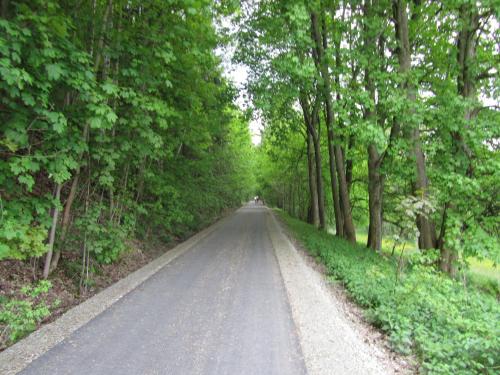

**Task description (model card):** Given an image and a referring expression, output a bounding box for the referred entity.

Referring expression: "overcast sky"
[216,17,263,146]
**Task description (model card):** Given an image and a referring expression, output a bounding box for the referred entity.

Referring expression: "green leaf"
[46,63,64,81]
[89,117,102,129]
[102,82,118,95]
[21,92,36,106]
[105,111,117,124]
[18,175,35,191]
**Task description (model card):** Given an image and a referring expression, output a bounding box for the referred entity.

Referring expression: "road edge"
[267,210,391,375]
[0,211,233,375]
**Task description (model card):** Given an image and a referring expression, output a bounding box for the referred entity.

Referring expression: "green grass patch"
[467,258,500,283]
[354,230,418,255]
[352,230,500,297]
[281,212,500,375]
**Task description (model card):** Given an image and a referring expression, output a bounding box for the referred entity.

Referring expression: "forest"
[0,0,255,350]
[239,0,499,274]
[235,0,499,372]
[0,0,499,374]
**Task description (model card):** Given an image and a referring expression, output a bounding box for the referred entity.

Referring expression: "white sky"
[219,52,263,145]
[215,18,263,145]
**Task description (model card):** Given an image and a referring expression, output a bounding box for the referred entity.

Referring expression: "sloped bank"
[268,211,407,375]
[275,211,499,375]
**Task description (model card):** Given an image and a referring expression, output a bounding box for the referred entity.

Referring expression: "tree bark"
[310,11,356,242]
[1,0,9,18]
[300,93,326,229]
[49,172,79,271]
[307,132,320,227]
[93,0,113,74]
[326,117,344,236]
[367,145,384,251]
[364,68,384,252]
[363,0,384,251]
[345,136,355,194]
[332,25,347,237]
[438,3,480,276]
[43,184,62,279]
[392,0,436,249]
[311,120,326,231]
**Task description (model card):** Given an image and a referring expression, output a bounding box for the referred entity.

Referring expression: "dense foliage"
[0,0,498,372]
[0,280,54,348]
[235,1,498,372]
[0,0,255,280]
[236,0,499,277]
[279,211,500,374]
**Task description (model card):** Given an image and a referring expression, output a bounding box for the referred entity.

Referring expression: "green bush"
[0,280,57,346]
[0,219,48,260]
[278,211,500,375]
[74,204,132,264]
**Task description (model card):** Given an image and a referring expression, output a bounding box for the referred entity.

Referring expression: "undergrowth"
[0,280,58,349]
[278,211,500,375]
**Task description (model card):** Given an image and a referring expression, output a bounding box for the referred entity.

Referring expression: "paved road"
[22,205,306,375]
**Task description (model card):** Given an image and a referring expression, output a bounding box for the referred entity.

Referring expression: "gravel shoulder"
[268,211,414,375]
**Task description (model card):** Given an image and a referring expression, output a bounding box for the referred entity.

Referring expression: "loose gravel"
[268,211,409,375]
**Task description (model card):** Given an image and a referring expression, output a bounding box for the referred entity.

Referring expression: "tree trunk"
[43,184,62,279]
[310,11,355,242]
[49,172,79,271]
[331,31,346,237]
[307,132,320,227]
[300,94,326,229]
[311,118,326,230]
[362,0,384,251]
[49,0,112,276]
[333,22,354,200]
[326,121,344,236]
[1,0,9,18]
[438,3,479,276]
[345,136,354,194]
[393,0,436,249]
[367,145,384,251]
[93,0,113,73]
[50,97,87,272]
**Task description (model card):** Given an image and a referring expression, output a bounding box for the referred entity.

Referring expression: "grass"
[467,258,500,283]
[334,228,500,296]
[283,211,500,375]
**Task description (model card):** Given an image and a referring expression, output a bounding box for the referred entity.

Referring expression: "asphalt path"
[21,205,306,375]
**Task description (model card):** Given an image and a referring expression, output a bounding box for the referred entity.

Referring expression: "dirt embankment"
[0,238,170,351]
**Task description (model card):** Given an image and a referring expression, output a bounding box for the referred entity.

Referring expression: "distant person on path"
[254,196,264,205]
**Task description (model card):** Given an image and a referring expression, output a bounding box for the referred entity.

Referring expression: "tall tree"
[310,8,356,243]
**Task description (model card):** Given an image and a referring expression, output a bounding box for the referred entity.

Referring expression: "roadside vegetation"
[0,0,255,349]
[279,211,499,374]
[0,0,498,372]
[235,0,499,374]
[238,0,499,283]
[353,230,499,296]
